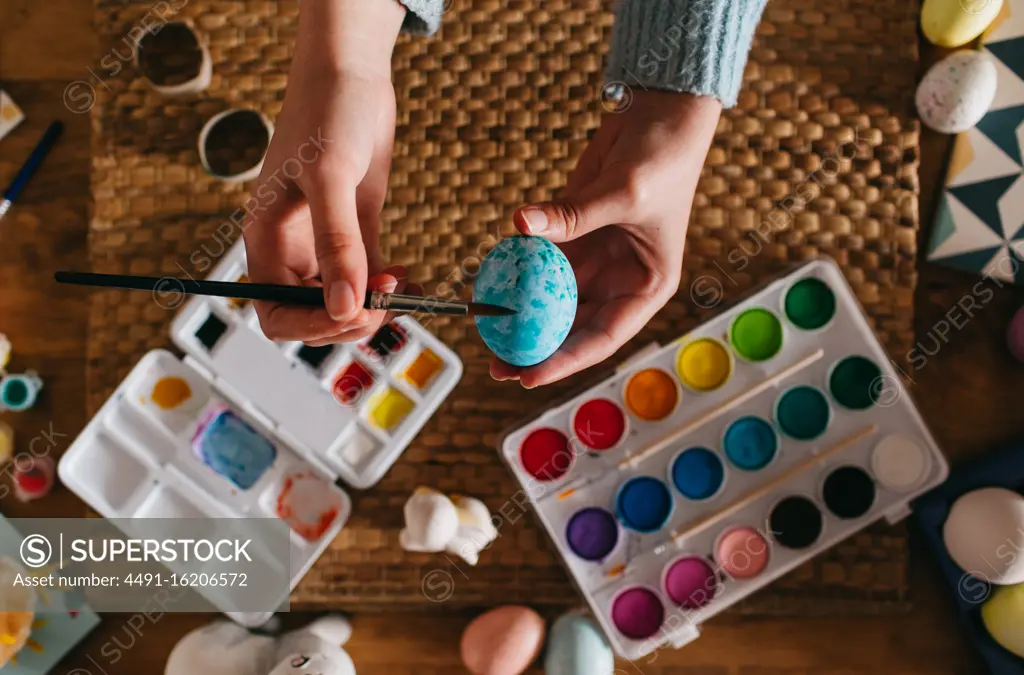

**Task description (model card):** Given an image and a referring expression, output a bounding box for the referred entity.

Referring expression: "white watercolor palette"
[59,350,350,627]
[60,241,463,626]
[498,258,949,660]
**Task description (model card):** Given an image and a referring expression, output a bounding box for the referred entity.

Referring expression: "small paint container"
[193,310,231,353]
[668,447,726,501]
[622,368,680,422]
[294,344,336,375]
[0,333,10,370]
[721,416,779,472]
[366,387,415,434]
[198,109,273,183]
[820,465,877,520]
[571,398,628,451]
[767,494,825,550]
[191,405,277,491]
[609,585,666,641]
[780,276,837,332]
[774,385,832,441]
[404,348,445,391]
[662,555,720,610]
[272,470,346,543]
[826,354,885,411]
[364,322,409,361]
[13,455,55,502]
[333,360,377,406]
[519,428,574,482]
[0,421,13,465]
[615,476,674,533]
[675,338,733,393]
[713,526,771,580]
[134,21,212,96]
[870,433,932,494]
[565,507,620,562]
[728,307,784,363]
[0,372,42,412]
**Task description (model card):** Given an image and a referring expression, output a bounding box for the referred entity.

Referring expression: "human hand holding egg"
[483,91,722,387]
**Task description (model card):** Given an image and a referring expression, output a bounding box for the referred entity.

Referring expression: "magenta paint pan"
[663,555,719,609]
[610,586,665,640]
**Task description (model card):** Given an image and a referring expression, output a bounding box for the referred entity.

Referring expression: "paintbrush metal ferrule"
[365,291,467,315]
[366,291,515,317]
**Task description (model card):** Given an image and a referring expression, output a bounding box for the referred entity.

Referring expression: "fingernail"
[327,280,355,320]
[520,207,549,234]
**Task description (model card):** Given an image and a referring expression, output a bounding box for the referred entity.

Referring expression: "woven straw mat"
[87,0,921,615]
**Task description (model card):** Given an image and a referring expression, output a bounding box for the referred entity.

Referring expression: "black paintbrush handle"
[54,271,329,306]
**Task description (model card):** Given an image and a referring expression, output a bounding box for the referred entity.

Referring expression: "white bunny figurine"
[165,615,355,675]
[399,487,498,566]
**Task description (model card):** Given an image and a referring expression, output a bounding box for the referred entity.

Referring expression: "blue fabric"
[392,0,766,107]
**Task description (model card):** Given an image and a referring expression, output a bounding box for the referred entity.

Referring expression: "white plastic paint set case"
[59,241,463,625]
[497,258,949,661]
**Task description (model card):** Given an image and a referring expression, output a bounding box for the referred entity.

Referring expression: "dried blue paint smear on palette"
[0,516,100,675]
[926,0,1024,282]
[192,405,277,490]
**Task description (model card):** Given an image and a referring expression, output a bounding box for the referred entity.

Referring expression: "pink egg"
[460,606,546,675]
[1007,305,1024,363]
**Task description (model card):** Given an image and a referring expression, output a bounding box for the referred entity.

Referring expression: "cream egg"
[943,487,1024,585]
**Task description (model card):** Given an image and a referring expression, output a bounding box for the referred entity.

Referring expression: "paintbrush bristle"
[469,303,517,317]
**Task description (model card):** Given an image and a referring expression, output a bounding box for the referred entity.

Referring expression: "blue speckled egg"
[474,236,577,367]
[544,613,614,675]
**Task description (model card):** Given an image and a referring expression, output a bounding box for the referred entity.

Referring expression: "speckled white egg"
[943,487,1024,585]
[916,50,997,134]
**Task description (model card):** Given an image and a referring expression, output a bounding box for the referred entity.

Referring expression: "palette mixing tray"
[60,241,462,625]
[499,258,948,660]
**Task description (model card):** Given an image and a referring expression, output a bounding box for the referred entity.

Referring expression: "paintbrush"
[0,121,64,223]
[53,271,517,317]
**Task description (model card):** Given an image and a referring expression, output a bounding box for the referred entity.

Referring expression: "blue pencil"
[0,120,64,222]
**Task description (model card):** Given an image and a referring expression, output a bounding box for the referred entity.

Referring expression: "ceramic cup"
[0,372,43,412]
[133,20,212,96]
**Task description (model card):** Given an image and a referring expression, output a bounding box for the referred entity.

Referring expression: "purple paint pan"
[566,507,619,561]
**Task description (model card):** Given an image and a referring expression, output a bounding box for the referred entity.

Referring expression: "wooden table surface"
[1,0,1018,672]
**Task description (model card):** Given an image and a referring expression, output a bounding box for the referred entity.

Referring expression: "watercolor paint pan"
[498,257,948,660]
[914,442,1024,674]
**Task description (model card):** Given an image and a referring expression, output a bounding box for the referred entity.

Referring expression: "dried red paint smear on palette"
[275,471,343,542]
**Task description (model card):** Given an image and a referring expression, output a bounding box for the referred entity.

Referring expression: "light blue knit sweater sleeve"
[394,0,768,108]
[606,0,769,108]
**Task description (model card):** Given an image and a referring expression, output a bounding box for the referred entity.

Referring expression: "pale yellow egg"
[921,0,1003,47]
[982,583,1024,657]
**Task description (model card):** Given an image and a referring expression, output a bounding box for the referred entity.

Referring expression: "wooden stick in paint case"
[669,423,879,548]
[549,348,827,504]
[617,348,827,471]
